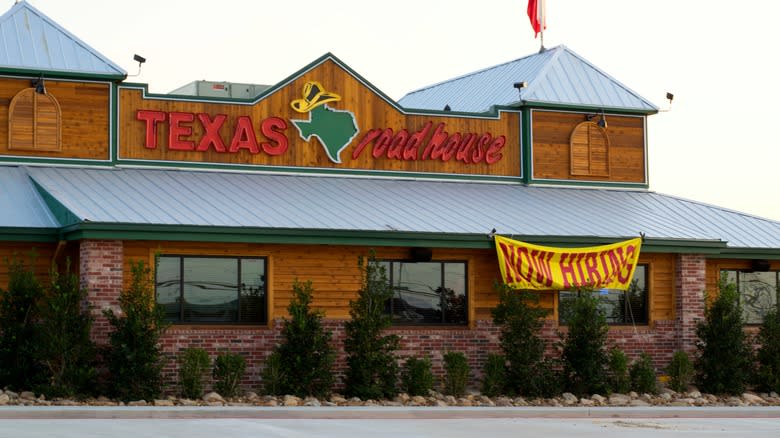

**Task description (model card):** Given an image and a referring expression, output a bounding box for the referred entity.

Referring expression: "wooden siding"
[532,110,646,183]
[0,78,110,160]
[124,241,506,325]
[123,241,675,326]
[118,59,521,177]
[0,243,58,288]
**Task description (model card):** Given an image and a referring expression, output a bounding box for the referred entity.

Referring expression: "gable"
[117,54,522,179]
[399,45,657,114]
[0,1,125,79]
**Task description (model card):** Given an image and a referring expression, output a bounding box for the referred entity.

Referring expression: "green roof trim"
[30,180,81,227]
[0,66,126,81]
[521,101,657,116]
[50,222,747,255]
[0,227,59,242]
[527,178,650,189]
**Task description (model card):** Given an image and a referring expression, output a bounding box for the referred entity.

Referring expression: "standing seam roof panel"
[19,166,780,249]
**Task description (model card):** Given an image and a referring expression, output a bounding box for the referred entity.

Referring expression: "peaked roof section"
[19,165,780,253]
[0,166,59,229]
[0,1,125,79]
[398,45,658,114]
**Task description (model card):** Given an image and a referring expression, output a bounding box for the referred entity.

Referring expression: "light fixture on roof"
[658,91,675,112]
[598,109,608,129]
[31,77,46,94]
[129,54,146,77]
[513,81,527,103]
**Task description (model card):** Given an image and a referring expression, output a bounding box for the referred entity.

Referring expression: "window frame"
[156,254,268,325]
[558,264,649,326]
[383,259,469,327]
[720,269,780,325]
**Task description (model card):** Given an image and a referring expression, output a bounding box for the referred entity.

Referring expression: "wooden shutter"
[569,121,609,177]
[8,88,62,152]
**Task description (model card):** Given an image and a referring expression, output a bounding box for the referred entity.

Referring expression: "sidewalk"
[1,406,779,438]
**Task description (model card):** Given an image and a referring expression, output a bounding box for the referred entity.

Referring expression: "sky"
[13,0,780,221]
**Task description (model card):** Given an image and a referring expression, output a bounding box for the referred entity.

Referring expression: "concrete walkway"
[1,406,779,437]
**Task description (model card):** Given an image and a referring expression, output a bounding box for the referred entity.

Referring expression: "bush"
[666,350,694,393]
[262,352,284,395]
[268,280,335,397]
[695,278,753,395]
[481,353,507,397]
[178,348,210,399]
[442,351,470,397]
[491,283,551,397]
[756,308,780,393]
[0,255,44,390]
[401,356,434,396]
[559,288,609,396]
[343,253,400,399]
[36,261,96,397]
[630,352,657,394]
[104,260,169,401]
[213,352,246,397]
[607,348,630,394]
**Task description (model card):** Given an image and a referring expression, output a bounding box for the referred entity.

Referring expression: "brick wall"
[79,240,123,345]
[159,318,683,393]
[675,254,706,355]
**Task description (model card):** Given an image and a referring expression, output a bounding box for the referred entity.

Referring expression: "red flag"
[527,0,546,38]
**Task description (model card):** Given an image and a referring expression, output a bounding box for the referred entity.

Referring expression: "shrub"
[262,352,284,395]
[0,255,44,390]
[756,308,780,393]
[442,351,470,397]
[481,353,507,397]
[491,283,551,397]
[343,253,400,399]
[178,348,210,399]
[104,260,169,401]
[268,280,335,397]
[666,350,694,393]
[607,348,630,394]
[213,351,246,397]
[36,261,96,397]
[559,288,609,396]
[630,352,657,394]
[401,356,434,396]
[695,278,753,395]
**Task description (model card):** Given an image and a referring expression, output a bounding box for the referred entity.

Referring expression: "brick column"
[79,240,123,345]
[675,254,706,355]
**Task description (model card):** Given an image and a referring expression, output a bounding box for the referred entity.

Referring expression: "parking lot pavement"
[1,407,779,438]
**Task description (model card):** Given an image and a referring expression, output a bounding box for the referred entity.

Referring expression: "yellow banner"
[494,236,642,291]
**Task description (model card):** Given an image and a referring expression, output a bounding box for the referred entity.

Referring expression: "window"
[722,270,780,324]
[559,265,648,325]
[383,261,467,325]
[156,255,266,324]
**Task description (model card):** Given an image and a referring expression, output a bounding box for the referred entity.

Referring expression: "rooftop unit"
[169,80,270,99]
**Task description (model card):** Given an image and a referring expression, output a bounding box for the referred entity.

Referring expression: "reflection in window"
[383,261,467,325]
[559,265,648,325]
[723,270,780,324]
[156,255,266,324]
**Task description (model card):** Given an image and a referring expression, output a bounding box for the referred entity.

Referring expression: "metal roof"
[0,166,59,228]
[398,45,658,114]
[0,1,125,78]
[19,166,780,250]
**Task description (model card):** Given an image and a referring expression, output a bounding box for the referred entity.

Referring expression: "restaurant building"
[2,1,780,387]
